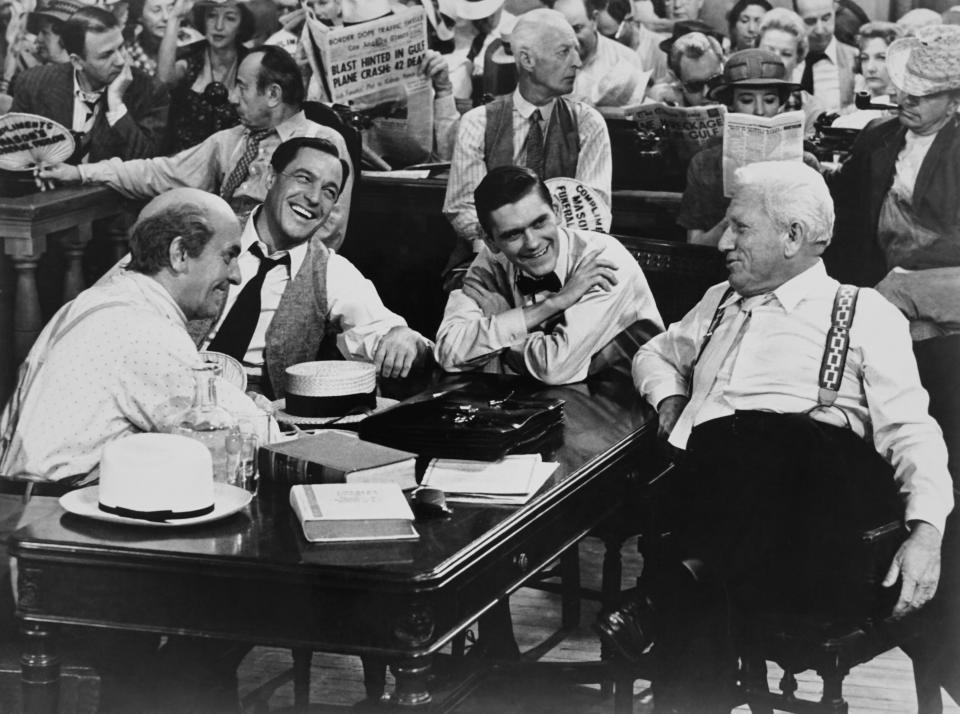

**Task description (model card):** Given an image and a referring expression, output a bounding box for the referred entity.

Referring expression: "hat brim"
[457,0,504,21]
[60,484,252,528]
[659,29,725,53]
[27,10,69,34]
[708,78,799,102]
[886,36,960,96]
[272,396,398,427]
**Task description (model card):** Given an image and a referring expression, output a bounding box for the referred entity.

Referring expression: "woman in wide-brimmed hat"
[678,48,820,246]
[164,0,255,150]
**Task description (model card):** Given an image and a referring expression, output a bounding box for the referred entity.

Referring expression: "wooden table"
[0,186,123,399]
[11,372,657,713]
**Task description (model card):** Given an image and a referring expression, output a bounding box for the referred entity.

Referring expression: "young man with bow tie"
[435,165,663,384]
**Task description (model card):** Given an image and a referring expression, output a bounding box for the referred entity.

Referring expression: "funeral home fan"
[0,113,75,172]
[545,177,612,234]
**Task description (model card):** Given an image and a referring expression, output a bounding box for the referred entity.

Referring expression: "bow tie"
[516,271,562,296]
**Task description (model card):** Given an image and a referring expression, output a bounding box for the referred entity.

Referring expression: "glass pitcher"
[172,366,238,484]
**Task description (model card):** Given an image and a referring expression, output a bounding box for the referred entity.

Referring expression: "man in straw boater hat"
[442,7,612,287]
[678,48,820,247]
[830,25,960,339]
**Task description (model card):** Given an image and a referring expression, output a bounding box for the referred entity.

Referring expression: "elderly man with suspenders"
[597,160,953,713]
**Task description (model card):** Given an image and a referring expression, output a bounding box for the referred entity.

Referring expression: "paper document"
[721,110,805,198]
[421,454,560,504]
[627,102,727,163]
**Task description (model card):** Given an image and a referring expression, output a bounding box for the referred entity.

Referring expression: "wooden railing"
[0,186,125,404]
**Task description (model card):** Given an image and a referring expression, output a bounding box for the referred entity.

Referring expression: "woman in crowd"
[126,0,201,77]
[677,48,820,245]
[164,0,254,151]
[728,0,771,52]
[832,21,901,128]
[757,7,826,134]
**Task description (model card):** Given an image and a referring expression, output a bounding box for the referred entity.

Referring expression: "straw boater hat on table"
[885,24,960,97]
[273,361,396,425]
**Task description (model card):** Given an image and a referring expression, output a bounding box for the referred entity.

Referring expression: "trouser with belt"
[647,410,904,713]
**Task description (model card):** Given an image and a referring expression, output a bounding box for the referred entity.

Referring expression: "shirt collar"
[512,225,570,286]
[72,70,104,102]
[125,271,189,326]
[242,206,309,278]
[514,88,556,121]
[274,110,310,142]
[824,36,838,63]
[724,260,830,313]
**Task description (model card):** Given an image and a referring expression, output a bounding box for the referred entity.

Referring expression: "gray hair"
[759,7,810,63]
[512,8,575,59]
[128,203,215,275]
[669,32,724,75]
[734,161,834,246]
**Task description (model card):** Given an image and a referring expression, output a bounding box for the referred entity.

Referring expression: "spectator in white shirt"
[554,0,651,108]
[793,0,858,112]
[442,8,612,285]
[597,160,952,711]
[198,136,432,396]
[436,165,663,384]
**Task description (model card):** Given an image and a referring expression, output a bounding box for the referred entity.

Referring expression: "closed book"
[259,430,417,489]
[289,483,419,543]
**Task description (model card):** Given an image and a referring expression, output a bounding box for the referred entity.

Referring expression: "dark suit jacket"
[828,116,960,286]
[10,62,169,161]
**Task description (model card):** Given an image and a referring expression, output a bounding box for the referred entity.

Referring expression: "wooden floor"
[236,536,960,714]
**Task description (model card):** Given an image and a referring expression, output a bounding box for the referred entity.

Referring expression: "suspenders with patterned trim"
[818,284,860,408]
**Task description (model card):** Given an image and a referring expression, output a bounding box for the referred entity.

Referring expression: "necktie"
[467,29,488,64]
[668,293,772,448]
[207,244,290,361]
[800,51,827,95]
[220,128,273,201]
[524,109,545,178]
[516,270,561,295]
[77,90,101,133]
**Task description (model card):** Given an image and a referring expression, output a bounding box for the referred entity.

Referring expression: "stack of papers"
[421,454,559,505]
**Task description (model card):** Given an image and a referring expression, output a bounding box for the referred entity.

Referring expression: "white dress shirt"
[633,261,953,533]
[793,37,841,114]
[435,227,663,385]
[0,271,258,482]
[201,211,418,376]
[442,88,612,250]
[570,34,651,109]
[71,70,127,136]
[891,130,937,204]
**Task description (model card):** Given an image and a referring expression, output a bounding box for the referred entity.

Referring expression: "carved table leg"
[20,622,60,714]
[11,254,42,365]
[819,668,850,714]
[62,224,92,302]
[391,657,432,707]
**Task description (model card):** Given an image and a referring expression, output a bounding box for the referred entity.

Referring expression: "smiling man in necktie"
[435,165,663,384]
[597,160,952,712]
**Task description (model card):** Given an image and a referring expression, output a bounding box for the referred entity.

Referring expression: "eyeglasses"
[277,171,340,202]
[682,74,722,95]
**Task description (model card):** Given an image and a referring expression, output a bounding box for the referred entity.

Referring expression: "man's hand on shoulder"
[550,249,619,313]
[883,520,942,618]
[374,326,430,378]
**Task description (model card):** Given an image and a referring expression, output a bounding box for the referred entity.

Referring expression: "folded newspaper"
[721,110,805,198]
[626,102,727,164]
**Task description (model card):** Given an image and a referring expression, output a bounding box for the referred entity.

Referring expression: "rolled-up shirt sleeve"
[434,289,528,372]
[856,291,954,535]
[632,285,725,408]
